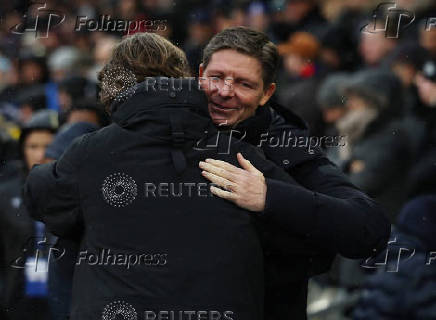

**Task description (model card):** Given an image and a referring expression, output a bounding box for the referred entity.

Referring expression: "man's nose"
[219,78,235,98]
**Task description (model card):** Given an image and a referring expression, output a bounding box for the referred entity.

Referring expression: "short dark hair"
[202,26,279,87]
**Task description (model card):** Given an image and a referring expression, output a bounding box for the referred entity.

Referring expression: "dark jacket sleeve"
[23,135,88,240]
[259,109,391,259]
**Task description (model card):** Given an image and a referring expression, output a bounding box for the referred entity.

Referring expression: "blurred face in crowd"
[58,88,73,112]
[415,74,436,107]
[23,130,54,170]
[199,49,276,127]
[360,32,396,66]
[285,1,314,23]
[248,9,268,32]
[94,36,118,66]
[119,0,136,18]
[283,54,306,76]
[188,23,213,45]
[21,60,44,84]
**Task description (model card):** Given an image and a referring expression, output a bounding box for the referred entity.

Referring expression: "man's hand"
[199,153,267,212]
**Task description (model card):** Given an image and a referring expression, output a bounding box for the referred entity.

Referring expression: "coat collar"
[111,77,210,127]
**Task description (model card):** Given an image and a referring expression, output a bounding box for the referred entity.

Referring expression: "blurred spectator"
[388,43,429,88]
[0,55,14,92]
[87,35,118,82]
[0,55,20,122]
[184,9,214,74]
[278,32,320,79]
[318,3,366,72]
[48,47,81,82]
[16,85,48,124]
[317,73,349,124]
[62,99,109,127]
[0,116,19,163]
[420,25,436,59]
[0,11,22,58]
[276,32,325,135]
[415,59,436,108]
[359,23,398,67]
[316,72,349,164]
[387,43,429,115]
[339,69,414,218]
[19,56,49,85]
[214,4,247,32]
[407,59,436,199]
[320,26,355,72]
[0,110,57,320]
[321,0,373,22]
[118,0,138,20]
[353,195,436,320]
[56,77,98,119]
[18,110,58,170]
[246,2,269,32]
[271,0,328,42]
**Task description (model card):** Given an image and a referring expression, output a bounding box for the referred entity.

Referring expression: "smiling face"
[199,49,276,127]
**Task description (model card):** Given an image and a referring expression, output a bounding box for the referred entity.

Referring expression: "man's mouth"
[209,101,240,112]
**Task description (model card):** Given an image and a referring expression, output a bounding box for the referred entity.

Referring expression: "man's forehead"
[207,49,262,80]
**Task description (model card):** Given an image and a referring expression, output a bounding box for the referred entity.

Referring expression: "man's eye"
[242,82,252,88]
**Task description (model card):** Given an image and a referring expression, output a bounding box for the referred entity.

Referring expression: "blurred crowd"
[1,0,436,319]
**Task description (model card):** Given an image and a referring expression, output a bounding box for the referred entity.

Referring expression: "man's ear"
[199,64,204,78]
[259,82,276,106]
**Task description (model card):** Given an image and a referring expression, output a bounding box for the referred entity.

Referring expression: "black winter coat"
[0,164,50,320]
[232,101,391,319]
[23,79,297,320]
[0,168,31,311]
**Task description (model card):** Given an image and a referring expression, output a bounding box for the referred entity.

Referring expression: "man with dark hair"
[198,26,391,319]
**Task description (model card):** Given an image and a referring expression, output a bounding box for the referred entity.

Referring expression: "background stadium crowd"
[1,0,436,319]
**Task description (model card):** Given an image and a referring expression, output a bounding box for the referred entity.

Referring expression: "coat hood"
[110,77,210,125]
[109,77,215,174]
